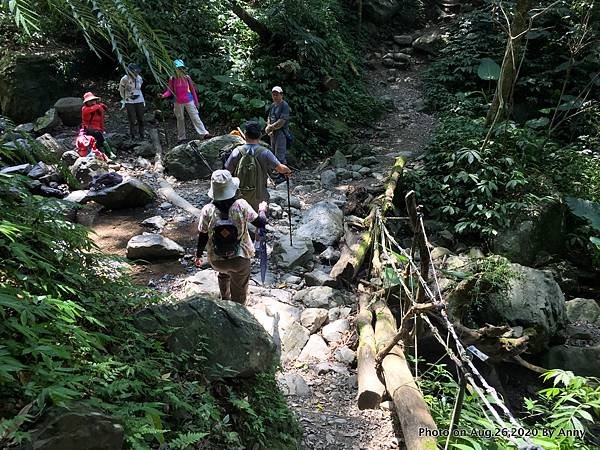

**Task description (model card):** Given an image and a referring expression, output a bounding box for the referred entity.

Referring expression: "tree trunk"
[157,180,202,218]
[230,1,273,44]
[374,301,438,450]
[485,0,532,126]
[356,291,386,409]
[330,223,373,281]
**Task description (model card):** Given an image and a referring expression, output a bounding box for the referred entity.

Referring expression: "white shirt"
[119,74,145,104]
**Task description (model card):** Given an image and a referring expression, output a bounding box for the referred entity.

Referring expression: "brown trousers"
[209,256,251,304]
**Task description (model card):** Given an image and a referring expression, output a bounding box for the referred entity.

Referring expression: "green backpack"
[235,144,266,211]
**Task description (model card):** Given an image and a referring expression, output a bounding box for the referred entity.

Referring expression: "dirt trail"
[85,53,435,450]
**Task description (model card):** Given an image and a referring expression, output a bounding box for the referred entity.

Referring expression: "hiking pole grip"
[287,177,293,246]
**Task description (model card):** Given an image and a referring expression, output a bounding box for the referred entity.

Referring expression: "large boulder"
[126,234,185,260]
[293,286,346,308]
[18,405,123,450]
[33,108,61,134]
[272,238,314,270]
[493,199,567,265]
[54,97,83,126]
[0,52,72,123]
[134,295,277,378]
[36,133,64,157]
[70,157,108,187]
[163,134,244,181]
[542,345,600,377]
[475,263,568,353]
[412,29,448,55]
[296,201,344,250]
[566,298,600,325]
[86,177,155,209]
[363,0,401,24]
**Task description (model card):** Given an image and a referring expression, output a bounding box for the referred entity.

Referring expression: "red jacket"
[81,103,108,131]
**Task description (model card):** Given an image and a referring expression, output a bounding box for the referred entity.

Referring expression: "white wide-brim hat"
[208,169,240,201]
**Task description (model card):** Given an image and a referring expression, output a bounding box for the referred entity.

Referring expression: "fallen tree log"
[149,128,164,175]
[330,158,405,282]
[356,290,385,410]
[157,180,202,218]
[374,301,438,450]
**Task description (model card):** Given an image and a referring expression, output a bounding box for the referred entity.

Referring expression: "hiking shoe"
[202,133,213,140]
[177,138,188,145]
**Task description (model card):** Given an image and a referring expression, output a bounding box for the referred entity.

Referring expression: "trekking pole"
[286,177,293,246]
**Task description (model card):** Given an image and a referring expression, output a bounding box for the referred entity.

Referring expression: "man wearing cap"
[194,169,268,304]
[162,59,211,144]
[81,92,114,157]
[119,63,145,141]
[225,120,292,212]
[265,86,291,167]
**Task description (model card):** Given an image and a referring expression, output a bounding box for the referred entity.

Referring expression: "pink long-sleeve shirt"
[162,75,199,105]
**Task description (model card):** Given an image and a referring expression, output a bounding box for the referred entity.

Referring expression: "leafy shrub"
[421,363,600,449]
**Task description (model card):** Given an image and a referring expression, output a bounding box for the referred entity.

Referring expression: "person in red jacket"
[81,92,115,157]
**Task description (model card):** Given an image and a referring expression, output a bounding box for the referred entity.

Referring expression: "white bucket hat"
[272,86,283,93]
[208,170,240,201]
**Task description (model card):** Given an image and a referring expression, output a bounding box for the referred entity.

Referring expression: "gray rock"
[63,190,89,204]
[304,269,337,287]
[328,306,352,322]
[86,177,155,209]
[469,247,485,259]
[476,263,568,353]
[134,295,276,378]
[431,247,453,260]
[334,346,356,364]
[492,199,566,266]
[301,308,329,333]
[33,108,61,134]
[298,335,330,361]
[320,169,337,187]
[412,29,448,55]
[358,166,371,176]
[322,319,350,344]
[27,161,52,179]
[36,133,64,157]
[314,361,349,375]
[164,135,244,180]
[70,157,108,187]
[133,141,155,157]
[296,201,344,249]
[1,163,32,175]
[24,405,123,450]
[14,122,34,133]
[269,203,283,219]
[141,215,167,231]
[393,53,411,64]
[293,286,346,308]
[319,246,341,264]
[355,156,379,167]
[281,321,310,362]
[542,345,600,377]
[331,150,348,168]
[61,150,79,167]
[268,189,301,209]
[566,298,600,324]
[272,238,314,270]
[393,35,413,46]
[183,270,220,299]
[363,0,401,23]
[54,97,83,126]
[126,234,184,260]
[282,274,302,285]
[278,372,310,397]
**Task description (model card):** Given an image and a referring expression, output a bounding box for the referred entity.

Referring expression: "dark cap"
[244,121,262,138]
[127,63,141,73]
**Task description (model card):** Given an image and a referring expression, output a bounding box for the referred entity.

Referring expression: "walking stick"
[286,177,293,246]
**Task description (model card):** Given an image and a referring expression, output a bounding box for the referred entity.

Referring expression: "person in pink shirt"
[162,59,211,144]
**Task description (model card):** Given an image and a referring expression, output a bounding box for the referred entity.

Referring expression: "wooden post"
[356,291,385,409]
[374,301,438,450]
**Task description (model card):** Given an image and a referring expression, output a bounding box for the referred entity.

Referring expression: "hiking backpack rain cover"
[235,145,266,210]
[212,207,240,258]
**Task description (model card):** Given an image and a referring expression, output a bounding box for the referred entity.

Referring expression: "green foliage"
[0,142,298,447]
[420,364,600,449]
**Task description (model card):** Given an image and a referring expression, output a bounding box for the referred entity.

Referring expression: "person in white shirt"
[119,63,145,141]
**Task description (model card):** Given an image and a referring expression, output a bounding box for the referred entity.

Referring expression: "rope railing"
[373,190,543,450]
